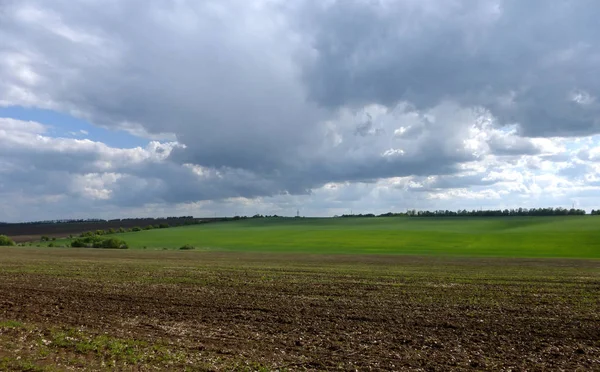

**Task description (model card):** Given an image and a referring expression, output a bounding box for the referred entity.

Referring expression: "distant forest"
[340,207,591,218]
[1,216,197,225]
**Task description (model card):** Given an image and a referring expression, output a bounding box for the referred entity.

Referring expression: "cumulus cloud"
[2,0,600,220]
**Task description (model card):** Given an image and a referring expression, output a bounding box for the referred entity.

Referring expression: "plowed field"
[0,248,598,371]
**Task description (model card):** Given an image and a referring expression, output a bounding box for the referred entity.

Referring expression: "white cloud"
[0,117,46,134]
[71,172,121,200]
[570,90,596,106]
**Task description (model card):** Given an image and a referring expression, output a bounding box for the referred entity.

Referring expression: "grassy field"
[0,247,598,371]
[39,216,600,258]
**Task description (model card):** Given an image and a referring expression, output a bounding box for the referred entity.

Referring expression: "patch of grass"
[0,321,202,370]
[0,358,51,372]
[50,328,151,363]
[0,320,25,328]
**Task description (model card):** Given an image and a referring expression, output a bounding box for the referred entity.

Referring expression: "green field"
[42,216,600,258]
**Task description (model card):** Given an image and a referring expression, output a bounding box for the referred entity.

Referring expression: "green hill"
[38,216,600,258]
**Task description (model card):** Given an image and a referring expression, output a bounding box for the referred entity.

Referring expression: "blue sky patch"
[0,106,149,148]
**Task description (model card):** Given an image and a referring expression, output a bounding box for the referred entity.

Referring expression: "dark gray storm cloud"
[300,0,600,137]
[487,132,541,156]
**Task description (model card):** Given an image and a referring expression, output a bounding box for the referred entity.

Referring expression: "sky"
[2,0,600,222]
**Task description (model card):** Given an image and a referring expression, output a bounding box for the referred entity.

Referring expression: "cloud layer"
[2,0,600,220]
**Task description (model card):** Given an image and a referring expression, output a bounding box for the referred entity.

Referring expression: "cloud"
[0,118,181,201]
[299,0,600,137]
[2,0,600,220]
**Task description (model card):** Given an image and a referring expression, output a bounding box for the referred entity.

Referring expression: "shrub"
[132,227,142,232]
[48,243,55,247]
[95,230,105,236]
[100,238,128,249]
[0,235,16,246]
[71,239,87,248]
[41,236,50,242]
[159,223,170,228]
[71,236,128,249]
[118,227,125,233]
[51,237,56,241]
[143,225,154,230]
[179,244,195,250]
[107,228,116,234]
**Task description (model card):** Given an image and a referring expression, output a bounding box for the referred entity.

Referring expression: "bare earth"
[0,248,598,371]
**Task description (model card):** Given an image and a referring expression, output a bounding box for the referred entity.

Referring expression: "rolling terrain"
[38,216,600,258]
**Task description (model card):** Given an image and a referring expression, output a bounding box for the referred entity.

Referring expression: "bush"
[118,227,125,233]
[71,236,128,249]
[71,239,87,248]
[143,225,154,230]
[132,227,142,232]
[159,223,170,229]
[179,244,195,250]
[0,235,16,246]
[48,243,55,247]
[41,236,50,242]
[107,228,116,234]
[100,238,128,249]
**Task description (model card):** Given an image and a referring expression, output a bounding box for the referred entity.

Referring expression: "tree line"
[338,207,589,218]
[0,216,199,225]
[407,207,586,217]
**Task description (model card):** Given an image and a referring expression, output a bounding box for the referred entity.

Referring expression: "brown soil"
[0,218,215,242]
[0,248,598,371]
